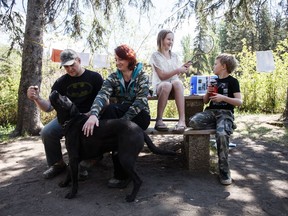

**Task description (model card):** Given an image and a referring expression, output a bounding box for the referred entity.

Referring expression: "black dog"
[49,90,175,202]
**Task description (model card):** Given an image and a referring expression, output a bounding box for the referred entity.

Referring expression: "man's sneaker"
[107,178,131,189]
[219,172,232,185]
[43,163,67,179]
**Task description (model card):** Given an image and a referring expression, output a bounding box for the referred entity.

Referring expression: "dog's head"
[49,90,79,125]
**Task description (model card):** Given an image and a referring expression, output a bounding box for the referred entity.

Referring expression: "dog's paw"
[125,194,135,202]
[65,191,76,199]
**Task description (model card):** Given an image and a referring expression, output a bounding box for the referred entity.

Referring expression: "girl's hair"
[114,44,137,70]
[157,29,173,51]
[216,53,238,74]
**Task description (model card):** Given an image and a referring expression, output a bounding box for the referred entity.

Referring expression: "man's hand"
[27,86,39,101]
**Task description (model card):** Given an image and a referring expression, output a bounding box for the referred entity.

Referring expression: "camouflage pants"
[188,109,234,175]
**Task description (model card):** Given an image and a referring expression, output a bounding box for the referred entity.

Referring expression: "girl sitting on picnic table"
[150,29,191,133]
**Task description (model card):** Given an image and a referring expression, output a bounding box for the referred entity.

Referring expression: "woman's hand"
[183,61,192,68]
[82,115,99,137]
[178,62,192,74]
[178,66,188,74]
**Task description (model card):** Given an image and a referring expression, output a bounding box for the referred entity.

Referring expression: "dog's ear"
[56,104,79,125]
[49,90,58,108]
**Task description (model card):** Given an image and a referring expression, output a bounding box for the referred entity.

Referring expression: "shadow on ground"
[0,114,287,216]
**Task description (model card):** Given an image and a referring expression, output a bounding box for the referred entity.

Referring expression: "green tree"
[257,4,274,51]
[181,34,193,63]
[15,0,46,136]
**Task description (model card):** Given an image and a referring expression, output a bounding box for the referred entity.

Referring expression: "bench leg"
[183,134,210,172]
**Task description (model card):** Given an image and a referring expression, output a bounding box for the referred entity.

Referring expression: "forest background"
[0,0,288,141]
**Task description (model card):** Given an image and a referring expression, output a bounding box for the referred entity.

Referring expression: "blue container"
[190,75,218,95]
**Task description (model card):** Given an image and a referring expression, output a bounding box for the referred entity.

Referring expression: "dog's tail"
[144,133,176,155]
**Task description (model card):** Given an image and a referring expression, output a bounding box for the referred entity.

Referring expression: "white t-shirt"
[150,51,182,95]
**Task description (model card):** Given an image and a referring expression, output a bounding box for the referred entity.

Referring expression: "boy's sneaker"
[219,172,232,185]
[43,163,67,179]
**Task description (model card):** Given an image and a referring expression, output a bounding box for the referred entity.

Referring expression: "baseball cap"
[60,49,79,67]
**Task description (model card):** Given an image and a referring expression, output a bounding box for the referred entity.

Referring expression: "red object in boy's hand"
[209,79,218,97]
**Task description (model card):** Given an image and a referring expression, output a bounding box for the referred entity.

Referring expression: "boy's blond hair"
[216,53,238,74]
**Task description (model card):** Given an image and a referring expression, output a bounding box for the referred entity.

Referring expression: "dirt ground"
[0,114,287,216]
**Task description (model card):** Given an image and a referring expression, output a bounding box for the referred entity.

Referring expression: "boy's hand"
[209,94,224,102]
[207,85,215,96]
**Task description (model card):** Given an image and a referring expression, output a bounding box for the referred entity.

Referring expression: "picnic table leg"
[183,133,210,172]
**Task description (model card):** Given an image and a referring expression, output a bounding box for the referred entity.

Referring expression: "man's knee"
[40,124,51,139]
[40,120,63,141]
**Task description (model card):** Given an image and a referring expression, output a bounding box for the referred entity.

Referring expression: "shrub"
[235,39,288,113]
[0,50,21,126]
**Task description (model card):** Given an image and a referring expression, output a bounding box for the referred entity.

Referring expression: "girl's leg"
[171,80,186,128]
[155,82,172,130]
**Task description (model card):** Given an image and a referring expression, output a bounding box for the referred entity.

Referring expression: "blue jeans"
[40,118,64,166]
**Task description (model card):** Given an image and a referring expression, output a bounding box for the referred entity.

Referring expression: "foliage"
[0,0,154,54]
[165,0,288,33]
[217,1,287,54]
[235,39,288,113]
[0,123,15,143]
[0,47,21,125]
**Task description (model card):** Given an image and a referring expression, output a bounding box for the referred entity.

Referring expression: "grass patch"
[0,124,15,143]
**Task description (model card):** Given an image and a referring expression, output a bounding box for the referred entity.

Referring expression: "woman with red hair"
[83,44,150,188]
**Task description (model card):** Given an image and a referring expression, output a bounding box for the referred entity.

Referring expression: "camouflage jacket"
[90,63,150,120]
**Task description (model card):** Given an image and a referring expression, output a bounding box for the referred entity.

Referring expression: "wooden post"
[183,129,216,172]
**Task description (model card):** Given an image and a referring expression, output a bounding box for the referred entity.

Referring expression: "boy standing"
[189,53,242,185]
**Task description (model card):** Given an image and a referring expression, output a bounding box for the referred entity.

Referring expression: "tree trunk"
[12,0,45,136]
